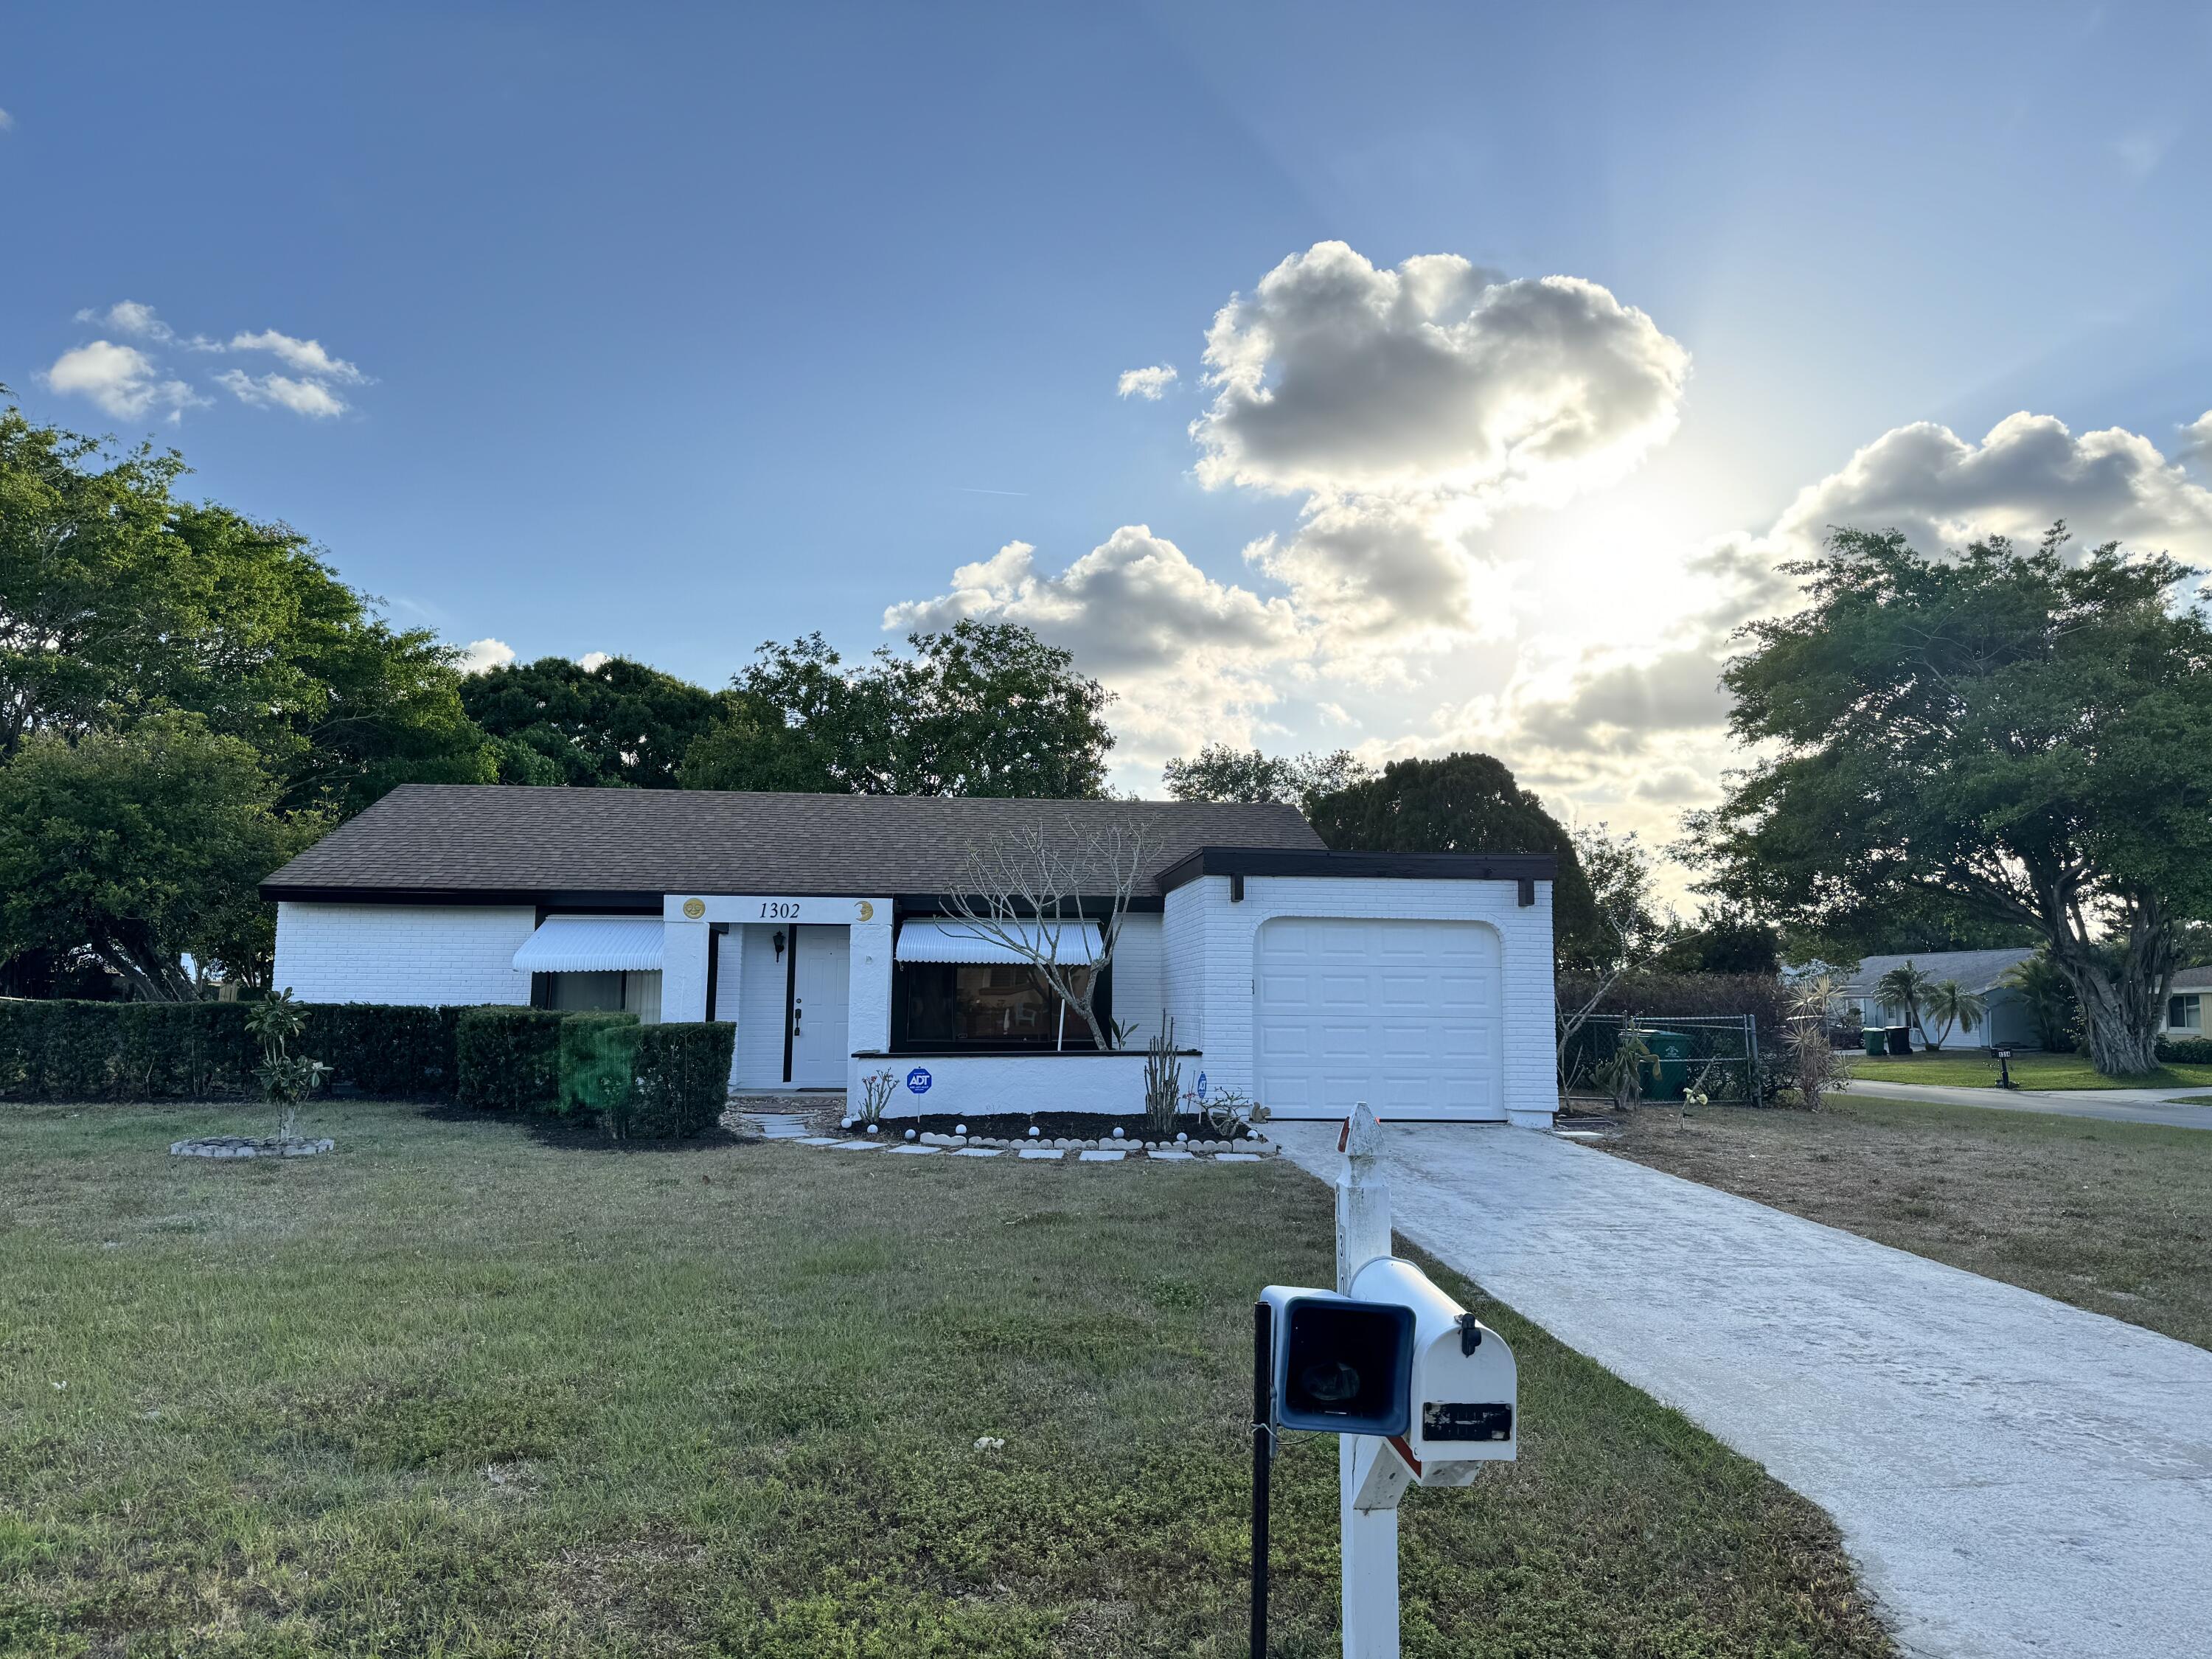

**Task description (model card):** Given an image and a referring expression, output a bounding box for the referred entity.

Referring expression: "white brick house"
[263,785,1558,1127]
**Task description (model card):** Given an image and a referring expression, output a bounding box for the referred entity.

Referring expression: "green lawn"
[1,1100,1892,1658]
[1848,1048,2212,1091]
[1607,1094,2212,1350]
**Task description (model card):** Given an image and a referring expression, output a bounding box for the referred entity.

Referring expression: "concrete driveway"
[1272,1121,2212,1659]
[1847,1078,2212,1131]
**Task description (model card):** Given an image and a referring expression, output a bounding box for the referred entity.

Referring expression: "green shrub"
[557,1012,641,1119]
[456,1007,564,1112]
[2158,1035,2212,1065]
[304,1004,464,1098]
[613,1022,734,1139]
[0,999,255,1101]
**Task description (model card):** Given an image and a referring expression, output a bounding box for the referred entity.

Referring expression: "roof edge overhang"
[262,884,666,910]
[1155,846,1559,894]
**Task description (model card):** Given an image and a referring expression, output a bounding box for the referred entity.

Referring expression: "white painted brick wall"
[1161,874,1555,1122]
[272,902,538,1006]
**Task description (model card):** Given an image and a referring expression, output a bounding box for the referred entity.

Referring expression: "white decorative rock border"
[170,1135,335,1160]
[785,1127,1281,1165]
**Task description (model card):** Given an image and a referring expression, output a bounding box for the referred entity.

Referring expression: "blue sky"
[8,1,2211,849]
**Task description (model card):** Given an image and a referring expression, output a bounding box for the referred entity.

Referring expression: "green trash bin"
[1862,1028,1886,1058]
[1637,1030,1696,1100]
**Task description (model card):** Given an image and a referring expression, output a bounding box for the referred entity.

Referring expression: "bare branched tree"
[942,816,1146,1051]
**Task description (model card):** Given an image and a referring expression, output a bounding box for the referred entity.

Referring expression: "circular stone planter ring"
[171,1136,336,1160]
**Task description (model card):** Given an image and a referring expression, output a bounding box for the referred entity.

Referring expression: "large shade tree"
[462,655,723,788]
[681,622,1116,798]
[1305,751,1600,959]
[1686,525,2212,1075]
[1161,742,1374,815]
[0,714,319,999]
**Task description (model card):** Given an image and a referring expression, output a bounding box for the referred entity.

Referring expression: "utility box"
[1346,1256,1515,1498]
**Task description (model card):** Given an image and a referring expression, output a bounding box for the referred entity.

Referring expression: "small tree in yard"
[1921,980,1987,1048]
[246,989,328,1138]
[1686,525,2212,1077]
[942,817,1145,1051]
[1876,961,1935,1046]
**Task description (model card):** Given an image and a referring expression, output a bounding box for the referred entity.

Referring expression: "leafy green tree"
[0,714,321,998]
[0,409,493,816]
[1686,525,2212,1075]
[1877,961,1937,1047]
[462,655,723,789]
[1652,902,1782,976]
[1162,742,1375,814]
[1306,752,1599,958]
[684,622,1116,798]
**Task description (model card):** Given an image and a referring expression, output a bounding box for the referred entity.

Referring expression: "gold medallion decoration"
[855,900,875,922]
[681,898,706,919]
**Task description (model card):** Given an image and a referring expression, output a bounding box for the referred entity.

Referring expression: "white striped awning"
[512,917,665,974]
[895,917,1104,966]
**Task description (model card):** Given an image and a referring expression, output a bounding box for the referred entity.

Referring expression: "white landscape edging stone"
[171,1136,335,1160]
[793,1129,1278,1168]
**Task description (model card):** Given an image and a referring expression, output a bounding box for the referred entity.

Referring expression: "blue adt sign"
[1194,1071,1208,1100]
[905,1067,933,1095]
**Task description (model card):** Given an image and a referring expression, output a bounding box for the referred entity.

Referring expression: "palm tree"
[1876,961,1935,1046]
[1919,979,1987,1048]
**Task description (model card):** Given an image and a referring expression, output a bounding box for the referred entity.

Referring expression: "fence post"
[1746,1013,1761,1105]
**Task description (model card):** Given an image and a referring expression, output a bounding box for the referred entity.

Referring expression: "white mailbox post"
[1251,1102,1517,1658]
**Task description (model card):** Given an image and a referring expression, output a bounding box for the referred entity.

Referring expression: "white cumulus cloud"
[2179,411,2212,467]
[73,300,171,341]
[215,369,349,418]
[1193,242,1688,502]
[577,652,613,672]
[43,341,204,422]
[456,639,517,674]
[1766,411,2212,566]
[228,329,367,384]
[887,527,1310,755]
[1116,364,1178,400]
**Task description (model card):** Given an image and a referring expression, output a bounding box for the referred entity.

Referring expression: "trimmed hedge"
[613,1022,735,1139]
[2158,1036,2212,1065]
[0,997,476,1102]
[456,1007,564,1113]
[303,1004,463,1099]
[1,1000,257,1101]
[558,1012,640,1119]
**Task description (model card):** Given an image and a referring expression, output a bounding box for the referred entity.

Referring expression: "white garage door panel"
[1256,917,1504,1121]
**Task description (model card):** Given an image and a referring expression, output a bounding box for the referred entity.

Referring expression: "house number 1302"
[759,902,801,919]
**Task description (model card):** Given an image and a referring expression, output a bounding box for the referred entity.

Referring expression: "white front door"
[790,925,851,1088]
[1255,917,1504,1121]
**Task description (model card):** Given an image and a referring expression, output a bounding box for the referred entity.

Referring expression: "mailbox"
[1347,1256,1516,1490]
[1256,1285,1415,1438]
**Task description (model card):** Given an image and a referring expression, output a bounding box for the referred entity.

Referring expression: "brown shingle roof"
[262,784,1325,901]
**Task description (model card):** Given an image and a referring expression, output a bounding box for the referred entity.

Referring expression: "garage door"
[1255,917,1503,1121]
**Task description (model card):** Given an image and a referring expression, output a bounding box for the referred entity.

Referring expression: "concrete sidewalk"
[1847,1077,2212,1130]
[1273,1121,2212,1659]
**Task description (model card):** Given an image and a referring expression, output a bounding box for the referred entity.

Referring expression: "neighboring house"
[1834,947,2039,1050]
[260,785,1559,1126]
[2162,966,2211,1041]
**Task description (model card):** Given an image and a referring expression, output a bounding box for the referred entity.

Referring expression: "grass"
[1,1099,1892,1658]
[1848,1048,2212,1091]
[1606,1094,2212,1351]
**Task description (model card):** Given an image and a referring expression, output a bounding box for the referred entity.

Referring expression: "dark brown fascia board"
[260,886,667,910]
[1154,846,1560,893]
[894,894,1167,916]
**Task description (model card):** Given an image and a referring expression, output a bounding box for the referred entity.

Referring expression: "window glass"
[897,961,1097,1048]
[2172,993,2202,1031]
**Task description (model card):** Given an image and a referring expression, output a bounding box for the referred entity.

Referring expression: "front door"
[788,925,851,1088]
